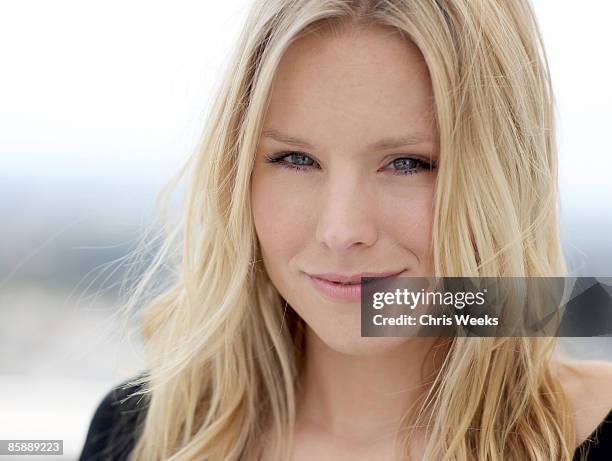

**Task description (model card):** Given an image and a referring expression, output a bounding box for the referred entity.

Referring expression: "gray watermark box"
[0,440,63,456]
[360,277,612,337]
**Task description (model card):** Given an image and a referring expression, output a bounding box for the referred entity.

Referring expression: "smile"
[306,270,405,302]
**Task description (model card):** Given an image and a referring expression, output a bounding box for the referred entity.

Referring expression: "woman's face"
[251,24,438,355]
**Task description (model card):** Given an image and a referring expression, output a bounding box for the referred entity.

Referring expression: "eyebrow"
[261,129,433,151]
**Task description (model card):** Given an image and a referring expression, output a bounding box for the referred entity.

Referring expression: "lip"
[306,270,405,302]
[308,270,405,284]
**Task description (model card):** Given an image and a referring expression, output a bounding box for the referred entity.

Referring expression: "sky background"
[0,1,611,204]
[0,1,611,458]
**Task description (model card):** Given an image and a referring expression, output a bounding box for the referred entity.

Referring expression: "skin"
[249,23,612,460]
[251,23,438,356]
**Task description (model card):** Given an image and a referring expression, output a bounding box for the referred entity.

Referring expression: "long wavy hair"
[120,0,576,459]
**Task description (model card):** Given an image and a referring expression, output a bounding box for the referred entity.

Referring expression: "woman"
[80,0,612,460]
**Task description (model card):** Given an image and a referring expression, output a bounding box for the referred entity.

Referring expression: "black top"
[79,375,612,461]
[79,375,149,461]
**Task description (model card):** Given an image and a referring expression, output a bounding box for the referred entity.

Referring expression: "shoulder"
[554,359,612,446]
[79,372,150,461]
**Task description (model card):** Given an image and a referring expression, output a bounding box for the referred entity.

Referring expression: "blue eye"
[264,151,319,172]
[385,157,436,175]
[263,151,437,175]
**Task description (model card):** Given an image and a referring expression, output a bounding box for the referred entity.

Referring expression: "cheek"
[251,170,313,270]
[378,185,434,265]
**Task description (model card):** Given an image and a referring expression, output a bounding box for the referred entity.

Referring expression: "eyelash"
[263,151,437,176]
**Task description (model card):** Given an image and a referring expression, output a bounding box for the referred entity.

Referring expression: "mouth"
[307,270,406,284]
[305,270,406,302]
[314,278,374,287]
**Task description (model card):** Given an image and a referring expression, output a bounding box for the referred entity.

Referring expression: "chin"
[312,326,410,357]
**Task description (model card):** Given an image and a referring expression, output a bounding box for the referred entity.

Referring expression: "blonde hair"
[120,0,576,459]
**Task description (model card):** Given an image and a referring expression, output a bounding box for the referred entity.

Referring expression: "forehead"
[262,24,436,148]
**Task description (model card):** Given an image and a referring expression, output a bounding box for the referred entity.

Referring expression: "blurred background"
[1,0,611,459]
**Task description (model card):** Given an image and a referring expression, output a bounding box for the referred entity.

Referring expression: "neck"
[296,327,448,439]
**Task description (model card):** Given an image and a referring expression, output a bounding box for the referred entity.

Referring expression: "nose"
[315,171,378,252]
